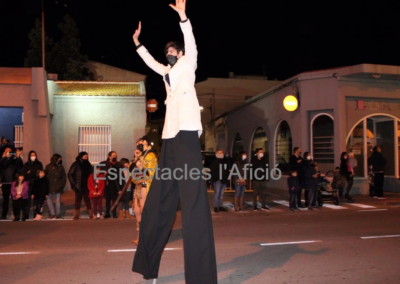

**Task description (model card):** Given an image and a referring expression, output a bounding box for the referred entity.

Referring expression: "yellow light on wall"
[283,95,298,111]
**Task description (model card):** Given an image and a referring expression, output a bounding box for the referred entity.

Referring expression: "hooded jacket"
[68,154,93,192]
[0,155,23,183]
[22,151,44,186]
[32,176,49,199]
[45,156,67,194]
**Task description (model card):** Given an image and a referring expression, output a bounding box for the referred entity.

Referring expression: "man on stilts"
[131,0,218,283]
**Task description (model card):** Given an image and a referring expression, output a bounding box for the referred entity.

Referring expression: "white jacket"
[137,19,202,139]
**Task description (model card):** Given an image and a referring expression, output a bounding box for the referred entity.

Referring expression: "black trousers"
[307,186,317,207]
[289,191,297,209]
[12,198,28,219]
[345,175,354,196]
[252,180,267,207]
[1,184,12,218]
[34,198,45,215]
[132,131,218,283]
[374,173,385,197]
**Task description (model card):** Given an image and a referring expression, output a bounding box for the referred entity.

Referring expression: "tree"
[24,18,53,68]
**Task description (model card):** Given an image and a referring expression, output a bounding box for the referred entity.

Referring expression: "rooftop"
[54,81,143,96]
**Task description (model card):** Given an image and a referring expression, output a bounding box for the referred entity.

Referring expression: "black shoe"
[0,216,7,220]
[261,206,270,211]
[308,206,313,211]
[21,218,26,222]
[219,207,228,212]
[290,208,295,212]
[253,206,259,211]
[104,214,111,218]
[13,218,20,222]
[214,207,219,213]
[294,207,300,211]
[313,206,320,209]
[56,215,62,219]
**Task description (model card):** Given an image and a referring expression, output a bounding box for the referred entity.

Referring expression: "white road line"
[0,252,40,255]
[260,240,322,246]
[321,203,347,210]
[272,200,308,211]
[245,201,262,207]
[108,248,181,252]
[346,203,376,209]
[358,209,388,212]
[361,235,400,240]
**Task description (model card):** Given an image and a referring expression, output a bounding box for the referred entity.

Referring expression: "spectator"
[0,136,6,147]
[340,152,353,201]
[303,151,319,210]
[117,158,134,220]
[332,167,346,198]
[22,150,43,219]
[68,152,93,220]
[129,149,143,219]
[287,170,300,212]
[31,169,49,221]
[232,151,248,212]
[88,166,105,220]
[100,151,119,218]
[290,147,304,208]
[131,158,147,245]
[224,151,234,188]
[45,154,67,219]
[251,148,269,211]
[368,146,387,198]
[0,137,12,157]
[0,147,23,219]
[11,173,29,221]
[210,149,229,212]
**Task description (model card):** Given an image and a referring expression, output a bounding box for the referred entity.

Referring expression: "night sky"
[2,0,400,118]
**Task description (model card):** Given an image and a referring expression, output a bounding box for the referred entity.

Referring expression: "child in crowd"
[11,173,29,221]
[287,170,300,212]
[88,166,105,220]
[332,167,346,198]
[31,170,49,221]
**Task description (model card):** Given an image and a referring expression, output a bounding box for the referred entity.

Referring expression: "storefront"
[205,64,400,194]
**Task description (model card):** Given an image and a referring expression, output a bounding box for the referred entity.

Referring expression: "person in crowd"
[210,149,229,212]
[340,152,354,201]
[224,151,234,188]
[131,158,147,245]
[287,170,300,212]
[68,152,94,220]
[290,147,304,208]
[0,137,12,157]
[31,169,49,221]
[100,151,119,218]
[332,167,346,198]
[137,136,157,195]
[22,150,43,219]
[0,147,23,219]
[251,148,269,211]
[45,154,66,219]
[232,150,248,212]
[0,136,6,147]
[117,158,134,220]
[129,149,143,220]
[88,166,105,220]
[303,151,319,210]
[11,173,29,221]
[368,146,387,198]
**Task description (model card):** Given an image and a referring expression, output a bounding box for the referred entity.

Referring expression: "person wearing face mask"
[231,151,249,212]
[68,152,94,220]
[101,151,119,218]
[250,149,269,211]
[302,152,319,210]
[0,147,23,219]
[137,136,157,194]
[45,154,66,219]
[210,149,229,212]
[22,151,43,219]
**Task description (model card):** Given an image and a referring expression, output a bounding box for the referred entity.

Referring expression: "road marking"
[108,248,181,252]
[0,252,40,255]
[358,209,387,212]
[260,240,322,246]
[321,203,347,210]
[346,203,376,209]
[361,235,400,240]
[272,200,308,210]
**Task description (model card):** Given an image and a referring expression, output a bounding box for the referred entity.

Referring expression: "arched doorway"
[275,120,292,175]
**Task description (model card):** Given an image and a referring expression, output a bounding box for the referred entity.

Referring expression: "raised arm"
[170,0,197,70]
[133,21,167,76]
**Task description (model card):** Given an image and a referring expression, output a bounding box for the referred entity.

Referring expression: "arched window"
[275,121,292,175]
[312,115,334,173]
[232,133,244,161]
[251,127,269,162]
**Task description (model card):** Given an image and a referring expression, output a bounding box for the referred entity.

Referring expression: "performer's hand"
[169,0,187,20]
[132,21,141,46]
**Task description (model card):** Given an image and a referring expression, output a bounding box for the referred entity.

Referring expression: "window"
[275,121,292,175]
[14,125,23,148]
[78,126,111,164]
[312,115,334,165]
[251,127,269,161]
[232,133,244,161]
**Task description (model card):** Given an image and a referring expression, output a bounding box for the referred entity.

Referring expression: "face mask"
[242,156,247,160]
[112,158,117,162]
[258,153,264,158]
[30,157,36,162]
[306,156,311,160]
[137,144,144,152]
[166,55,178,66]
[216,154,224,159]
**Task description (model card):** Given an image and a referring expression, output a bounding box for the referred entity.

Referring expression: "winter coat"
[368,152,387,172]
[0,156,23,183]
[104,163,122,199]
[302,161,318,189]
[250,156,269,181]
[340,159,352,178]
[231,159,248,183]
[11,181,29,200]
[210,157,229,183]
[68,158,93,192]
[32,177,49,199]
[88,173,105,198]
[22,151,43,186]
[287,176,300,193]
[45,161,67,194]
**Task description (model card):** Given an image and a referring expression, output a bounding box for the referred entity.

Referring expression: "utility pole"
[42,0,45,69]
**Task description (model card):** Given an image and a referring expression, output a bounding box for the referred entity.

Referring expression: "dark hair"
[164,41,185,55]
[373,146,379,152]
[303,151,310,160]
[255,148,263,154]
[120,158,130,166]
[140,136,150,145]
[335,167,340,170]
[340,152,348,161]
[237,151,247,161]
[51,154,62,164]
[293,147,299,153]
[14,173,24,186]
[108,151,116,158]
[37,169,45,177]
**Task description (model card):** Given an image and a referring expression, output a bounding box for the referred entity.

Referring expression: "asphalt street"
[1,190,400,284]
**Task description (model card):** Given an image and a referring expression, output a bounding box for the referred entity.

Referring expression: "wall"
[51,96,146,189]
